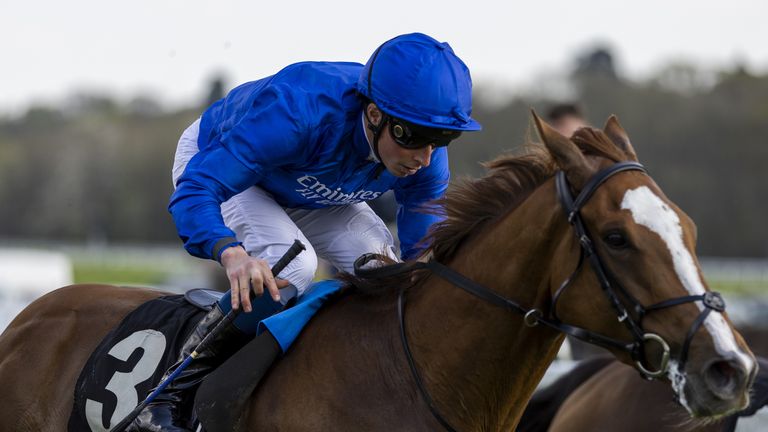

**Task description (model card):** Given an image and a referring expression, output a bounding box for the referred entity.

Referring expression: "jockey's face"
[378,121,434,177]
[365,104,434,177]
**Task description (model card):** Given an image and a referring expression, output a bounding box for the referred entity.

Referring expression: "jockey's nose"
[414,145,433,168]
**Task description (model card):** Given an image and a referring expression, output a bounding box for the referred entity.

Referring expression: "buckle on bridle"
[703,292,726,312]
[524,309,542,327]
[635,333,671,380]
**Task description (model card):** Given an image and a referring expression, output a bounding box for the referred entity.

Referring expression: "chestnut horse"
[0,113,756,431]
[520,356,768,432]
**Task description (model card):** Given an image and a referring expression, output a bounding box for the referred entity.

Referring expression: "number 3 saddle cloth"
[67,280,343,432]
[67,295,206,432]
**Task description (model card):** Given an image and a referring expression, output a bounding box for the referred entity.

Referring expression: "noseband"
[354,161,727,432]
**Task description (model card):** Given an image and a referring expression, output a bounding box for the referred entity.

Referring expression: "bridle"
[552,162,725,377]
[353,161,727,432]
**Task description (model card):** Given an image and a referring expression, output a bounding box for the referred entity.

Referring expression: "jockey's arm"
[170,85,307,261]
[169,146,287,311]
[170,88,308,310]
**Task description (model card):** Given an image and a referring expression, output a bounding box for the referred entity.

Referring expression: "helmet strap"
[364,107,389,162]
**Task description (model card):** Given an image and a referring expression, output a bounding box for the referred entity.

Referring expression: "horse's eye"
[604,231,629,249]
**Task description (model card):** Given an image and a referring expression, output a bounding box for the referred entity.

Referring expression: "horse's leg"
[0,284,162,432]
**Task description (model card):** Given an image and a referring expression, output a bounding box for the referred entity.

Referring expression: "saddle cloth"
[67,295,206,432]
[67,280,342,432]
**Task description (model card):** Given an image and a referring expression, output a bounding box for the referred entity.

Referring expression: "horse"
[519,356,768,432]
[0,112,757,431]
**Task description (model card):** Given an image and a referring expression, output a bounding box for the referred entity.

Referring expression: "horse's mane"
[340,126,629,293]
[429,125,628,261]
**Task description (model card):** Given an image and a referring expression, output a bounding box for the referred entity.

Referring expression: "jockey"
[130,32,481,431]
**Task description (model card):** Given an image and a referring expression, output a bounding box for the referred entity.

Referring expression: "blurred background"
[1,1,766,424]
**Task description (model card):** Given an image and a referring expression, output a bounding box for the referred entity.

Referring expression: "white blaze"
[620,186,753,372]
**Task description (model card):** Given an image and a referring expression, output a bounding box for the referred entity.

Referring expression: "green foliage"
[0,101,199,244]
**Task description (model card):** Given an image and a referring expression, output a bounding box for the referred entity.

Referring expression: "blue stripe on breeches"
[217,290,283,334]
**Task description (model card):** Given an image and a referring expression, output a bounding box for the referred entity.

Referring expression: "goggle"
[388,117,462,149]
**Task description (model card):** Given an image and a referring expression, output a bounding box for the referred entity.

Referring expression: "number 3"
[84,329,167,431]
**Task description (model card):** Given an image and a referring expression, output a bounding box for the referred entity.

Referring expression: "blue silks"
[169,61,449,262]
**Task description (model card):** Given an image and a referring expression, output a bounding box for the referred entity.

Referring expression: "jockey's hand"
[220,246,290,313]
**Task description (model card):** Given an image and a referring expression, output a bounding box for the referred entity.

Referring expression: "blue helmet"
[358,33,482,132]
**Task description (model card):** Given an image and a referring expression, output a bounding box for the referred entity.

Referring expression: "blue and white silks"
[170,62,450,262]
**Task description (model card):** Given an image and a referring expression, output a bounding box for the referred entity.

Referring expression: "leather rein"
[353,161,727,432]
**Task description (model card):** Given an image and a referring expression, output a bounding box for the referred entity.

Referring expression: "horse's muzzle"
[687,350,756,417]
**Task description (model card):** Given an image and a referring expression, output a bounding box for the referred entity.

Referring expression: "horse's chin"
[669,360,751,419]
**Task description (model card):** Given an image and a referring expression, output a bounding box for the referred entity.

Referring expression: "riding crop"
[111,239,306,432]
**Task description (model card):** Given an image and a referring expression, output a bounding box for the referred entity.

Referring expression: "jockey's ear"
[365,103,383,127]
[603,115,639,161]
[531,110,591,189]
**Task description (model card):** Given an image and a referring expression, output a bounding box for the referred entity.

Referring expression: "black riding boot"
[127,304,251,432]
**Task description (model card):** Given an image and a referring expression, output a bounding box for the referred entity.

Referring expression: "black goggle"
[388,117,462,149]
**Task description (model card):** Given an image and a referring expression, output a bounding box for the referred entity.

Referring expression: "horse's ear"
[603,115,639,161]
[531,110,591,189]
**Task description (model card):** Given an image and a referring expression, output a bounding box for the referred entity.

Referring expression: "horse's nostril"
[703,358,746,400]
[707,361,735,388]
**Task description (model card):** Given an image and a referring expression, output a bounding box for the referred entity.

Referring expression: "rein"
[353,161,727,432]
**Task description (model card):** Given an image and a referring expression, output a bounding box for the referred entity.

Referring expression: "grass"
[73,263,168,286]
[707,279,767,297]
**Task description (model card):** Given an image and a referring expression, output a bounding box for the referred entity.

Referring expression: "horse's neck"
[406,184,567,430]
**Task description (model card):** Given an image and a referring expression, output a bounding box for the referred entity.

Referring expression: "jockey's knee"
[277,247,318,298]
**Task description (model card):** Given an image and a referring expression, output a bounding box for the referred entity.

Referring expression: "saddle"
[68,282,342,432]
